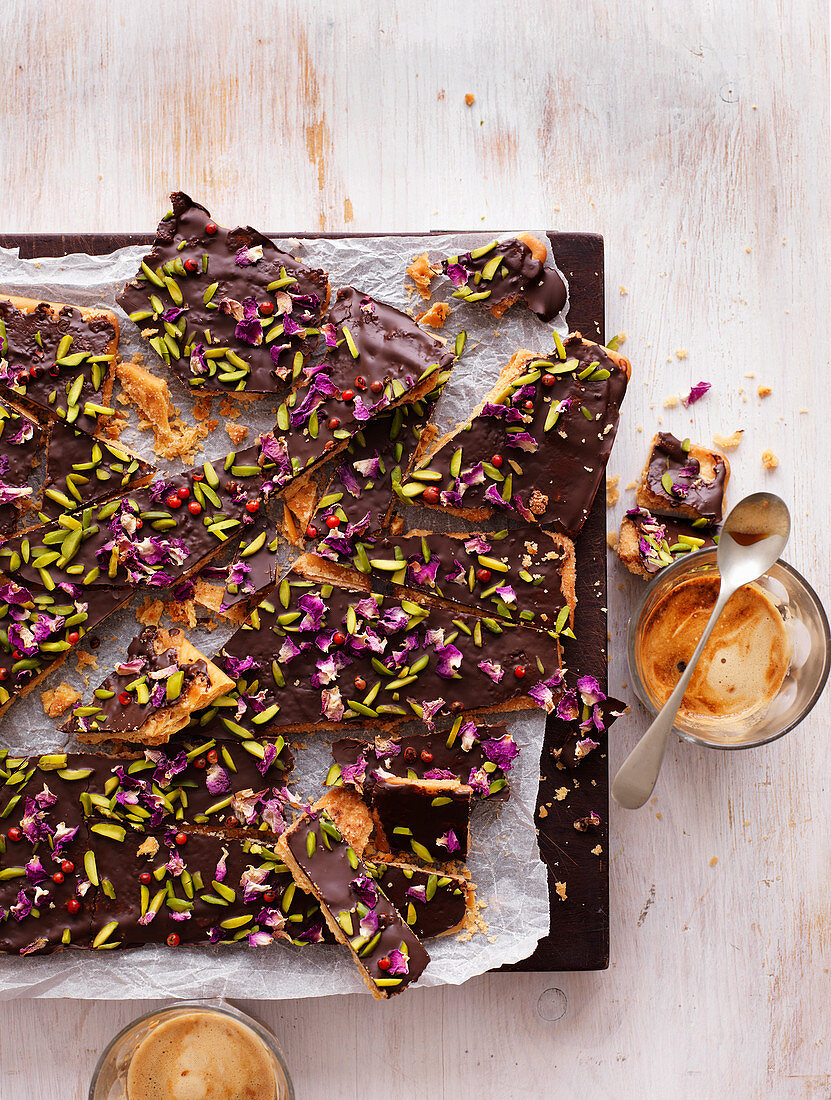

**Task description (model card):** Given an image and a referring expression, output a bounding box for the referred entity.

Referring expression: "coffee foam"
[639,577,790,726]
[126,1011,278,1100]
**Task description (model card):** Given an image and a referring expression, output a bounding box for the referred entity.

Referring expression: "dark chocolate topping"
[364,859,468,940]
[444,237,567,322]
[372,777,471,861]
[286,809,429,992]
[402,334,628,535]
[117,191,329,395]
[0,297,117,434]
[645,433,727,522]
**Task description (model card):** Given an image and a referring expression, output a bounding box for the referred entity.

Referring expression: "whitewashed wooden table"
[1,2,829,1097]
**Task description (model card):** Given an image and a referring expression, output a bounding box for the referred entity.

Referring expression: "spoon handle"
[612,583,734,809]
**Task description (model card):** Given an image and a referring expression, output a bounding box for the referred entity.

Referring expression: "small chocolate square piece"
[371,776,472,863]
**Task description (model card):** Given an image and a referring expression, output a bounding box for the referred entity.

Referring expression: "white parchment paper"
[0,234,568,999]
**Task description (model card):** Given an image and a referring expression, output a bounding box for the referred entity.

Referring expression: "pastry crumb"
[538,805,548,818]
[76,650,98,671]
[605,474,620,507]
[757,385,772,398]
[225,422,249,445]
[713,429,743,450]
[555,881,567,902]
[41,682,82,718]
[465,92,475,105]
[136,597,165,627]
[762,449,779,469]
[606,529,619,551]
[619,285,628,296]
[710,856,719,867]
[554,786,569,801]
[591,845,603,856]
[675,348,688,360]
[416,302,451,328]
[663,394,679,408]
[406,253,439,300]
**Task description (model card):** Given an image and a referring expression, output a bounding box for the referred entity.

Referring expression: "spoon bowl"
[612,493,791,809]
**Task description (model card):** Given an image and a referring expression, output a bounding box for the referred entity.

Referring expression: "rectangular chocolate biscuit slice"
[0,577,134,720]
[65,627,234,746]
[38,425,155,523]
[637,433,729,524]
[85,830,308,950]
[329,720,516,800]
[301,525,576,638]
[214,575,564,734]
[400,334,630,535]
[364,858,473,939]
[117,191,330,396]
[278,804,430,998]
[371,776,471,863]
[0,295,118,434]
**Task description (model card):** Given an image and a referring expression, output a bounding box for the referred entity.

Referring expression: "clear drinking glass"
[88,998,294,1100]
[627,550,830,749]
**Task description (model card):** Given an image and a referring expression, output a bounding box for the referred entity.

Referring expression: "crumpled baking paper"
[0,233,568,999]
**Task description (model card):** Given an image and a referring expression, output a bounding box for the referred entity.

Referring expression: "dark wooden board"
[0,230,609,971]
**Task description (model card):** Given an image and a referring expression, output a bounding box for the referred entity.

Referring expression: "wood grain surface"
[0,1,829,1098]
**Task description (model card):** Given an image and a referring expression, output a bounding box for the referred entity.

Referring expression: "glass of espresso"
[628,549,830,749]
[89,1000,294,1100]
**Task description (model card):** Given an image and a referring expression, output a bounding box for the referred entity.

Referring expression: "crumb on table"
[663,394,679,408]
[757,385,772,398]
[465,93,475,105]
[41,682,82,718]
[762,449,779,469]
[606,474,620,507]
[606,529,619,551]
[713,429,743,450]
[555,881,567,902]
[675,348,688,360]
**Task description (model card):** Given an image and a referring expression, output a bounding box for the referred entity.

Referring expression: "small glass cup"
[88,998,294,1100]
[627,549,830,749]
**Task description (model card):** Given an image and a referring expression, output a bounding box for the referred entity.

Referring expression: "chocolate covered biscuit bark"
[617,506,718,579]
[214,576,564,733]
[329,720,516,800]
[0,437,282,596]
[637,433,729,524]
[38,426,155,523]
[371,776,472,862]
[86,830,311,950]
[304,525,576,636]
[364,859,472,939]
[442,233,567,321]
[0,295,118,433]
[400,335,630,534]
[64,627,234,746]
[0,578,134,718]
[117,191,329,395]
[278,805,430,997]
[0,398,44,536]
[0,752,104,954]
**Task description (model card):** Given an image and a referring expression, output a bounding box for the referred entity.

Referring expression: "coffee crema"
[638,576,790,728]
[126,1010,278,1100]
